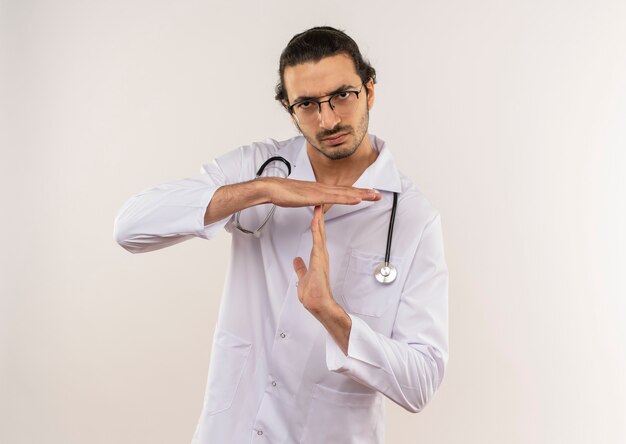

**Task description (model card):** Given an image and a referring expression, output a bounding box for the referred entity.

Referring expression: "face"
[283,54,375,161]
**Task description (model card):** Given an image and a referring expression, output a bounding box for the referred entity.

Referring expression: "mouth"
[321,132,349,146]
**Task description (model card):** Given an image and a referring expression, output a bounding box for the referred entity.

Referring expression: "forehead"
[283,53,360,101]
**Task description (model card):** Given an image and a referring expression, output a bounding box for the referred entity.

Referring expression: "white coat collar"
[284,134,402,220]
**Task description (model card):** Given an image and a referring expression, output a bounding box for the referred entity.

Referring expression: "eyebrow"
[292,84,358,104]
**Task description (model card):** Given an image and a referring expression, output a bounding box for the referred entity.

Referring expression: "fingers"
[280,179,381,206]
[311,206,327,259]
[310,206,320,248]
[293,256,307,280]
[322,187,380,205]
[359,188,382,201]
[311,205,321,239]
[318,204,326,242]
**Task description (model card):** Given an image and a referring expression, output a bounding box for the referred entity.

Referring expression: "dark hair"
[274,26,377,104]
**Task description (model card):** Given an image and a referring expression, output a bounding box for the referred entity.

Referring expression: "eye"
[296,101,314,110]
[335,91,352,100]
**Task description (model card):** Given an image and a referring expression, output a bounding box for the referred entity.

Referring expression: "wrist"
[254,177,276,205]
[310,299,345,322]
[315,302,352,356]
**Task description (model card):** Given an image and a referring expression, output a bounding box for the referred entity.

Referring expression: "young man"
[115,26,448,444]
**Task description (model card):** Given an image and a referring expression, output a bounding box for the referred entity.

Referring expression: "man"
[114,26,448,444]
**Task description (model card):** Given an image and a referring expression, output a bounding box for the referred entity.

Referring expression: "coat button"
[257,430,263,436]
[280,332,286,338]
[271,380,277,387]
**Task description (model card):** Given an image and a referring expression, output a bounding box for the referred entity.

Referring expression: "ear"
[365,78,375,111]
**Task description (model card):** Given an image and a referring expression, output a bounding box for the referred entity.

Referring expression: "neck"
[307,134,378,187]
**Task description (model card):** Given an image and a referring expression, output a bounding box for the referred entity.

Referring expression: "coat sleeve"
[113,149,244,254]
[325,213,449,413]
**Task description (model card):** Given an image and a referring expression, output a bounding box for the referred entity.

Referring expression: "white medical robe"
[114,134,449,444]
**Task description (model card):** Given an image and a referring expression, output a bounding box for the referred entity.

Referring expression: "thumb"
[293,257,307,280]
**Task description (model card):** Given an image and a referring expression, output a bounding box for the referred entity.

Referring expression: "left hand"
[293,205,336,315]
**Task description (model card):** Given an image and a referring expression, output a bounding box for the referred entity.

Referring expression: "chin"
[321,144,359,160]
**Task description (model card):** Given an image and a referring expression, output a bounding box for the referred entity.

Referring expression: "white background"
[1,1,625,443]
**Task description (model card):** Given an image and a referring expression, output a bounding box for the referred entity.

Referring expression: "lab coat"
[114,134,449,444]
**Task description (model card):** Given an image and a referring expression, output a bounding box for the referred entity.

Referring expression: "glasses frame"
[287,83,366,121]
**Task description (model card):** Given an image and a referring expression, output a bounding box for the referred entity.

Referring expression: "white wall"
[1,1,625,443]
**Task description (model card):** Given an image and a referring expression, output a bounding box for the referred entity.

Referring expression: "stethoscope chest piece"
[373,191,399,285]
[374,262,397,284]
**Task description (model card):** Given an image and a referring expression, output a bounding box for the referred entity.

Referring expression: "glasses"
[288,83,365,125]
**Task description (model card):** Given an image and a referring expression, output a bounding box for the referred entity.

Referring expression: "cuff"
[325,314,379,372]
[196,186,232,239]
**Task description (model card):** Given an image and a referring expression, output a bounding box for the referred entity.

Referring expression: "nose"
[318,101,340,130]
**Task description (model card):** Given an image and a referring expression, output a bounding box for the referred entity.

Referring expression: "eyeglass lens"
[293,91,360,123]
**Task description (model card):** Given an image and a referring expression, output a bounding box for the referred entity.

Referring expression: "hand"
[259,177,381,208]
[293,205,353,354]
[293,205,335,315]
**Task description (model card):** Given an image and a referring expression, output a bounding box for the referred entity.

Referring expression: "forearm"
[203,179,270,225]
[311,302,353,355]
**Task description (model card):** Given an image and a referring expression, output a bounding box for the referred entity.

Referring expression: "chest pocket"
[340,249,404,318]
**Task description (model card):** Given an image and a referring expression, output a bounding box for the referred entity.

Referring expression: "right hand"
[259,177,382,208]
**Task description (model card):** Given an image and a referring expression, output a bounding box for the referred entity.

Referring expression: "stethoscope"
[234,156,398,284]
[233,156,291,237]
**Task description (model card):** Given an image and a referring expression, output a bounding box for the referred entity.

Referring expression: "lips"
[322,133,349,145]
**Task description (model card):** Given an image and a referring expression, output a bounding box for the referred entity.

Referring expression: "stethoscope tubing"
[256,156,292,177]
[384,192,398,267]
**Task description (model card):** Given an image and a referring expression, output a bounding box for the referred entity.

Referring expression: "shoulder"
[398,172,440,222]
[231,135,304,166]
[238,135,303,158]
[393,172,442,249]
[202,136,304,181]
